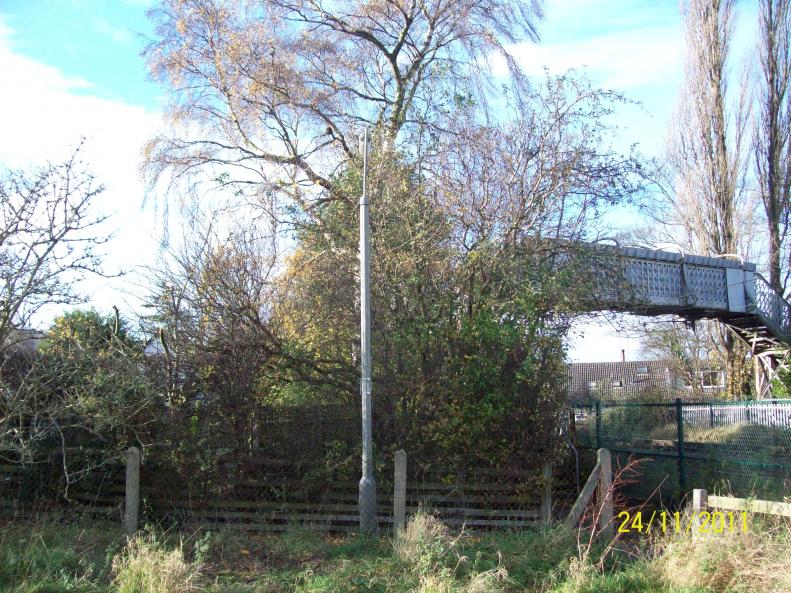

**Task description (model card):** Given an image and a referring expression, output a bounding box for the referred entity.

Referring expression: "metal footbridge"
[583,243,791,397]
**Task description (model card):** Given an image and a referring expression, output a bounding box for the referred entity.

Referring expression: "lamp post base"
[358,475,378,534]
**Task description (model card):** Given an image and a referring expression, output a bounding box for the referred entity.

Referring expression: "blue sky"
[0,0,761,361]
[1,0,159,107]
[0,0,720,145]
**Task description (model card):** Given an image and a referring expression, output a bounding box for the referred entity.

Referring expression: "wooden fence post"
[125,446,141,536]
[597,448,613,538]
[394,449,407,532]
[540,460,552,523]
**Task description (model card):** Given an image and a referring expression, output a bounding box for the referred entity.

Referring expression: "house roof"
[2,328,45,355]
[566,360,679,403]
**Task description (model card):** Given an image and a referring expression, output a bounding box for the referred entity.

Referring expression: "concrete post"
[124,446,141,536]
[691,488,707,534]
[393,449,407,532]
[597,448,613,538]
[692,488,708,513]
[540,460,552,523]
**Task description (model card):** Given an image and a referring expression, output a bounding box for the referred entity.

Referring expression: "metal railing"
[573,398,791,501]
[749,273,791,341]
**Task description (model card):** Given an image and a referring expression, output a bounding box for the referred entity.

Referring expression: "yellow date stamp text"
[616,510,749,534]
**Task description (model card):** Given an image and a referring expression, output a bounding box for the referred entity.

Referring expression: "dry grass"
[463,566,511,593]
[394,513,515,593]
[415,566,511,593]
[112,534,202,593]
[2,512,789,593]
[550,556,603,593]
[654,513,791,593]
[393,512,453,564]
[416,573,455,593]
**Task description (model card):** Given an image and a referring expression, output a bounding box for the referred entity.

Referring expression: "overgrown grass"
[0,518,122,593]
[654,513,791,593]
[112,534,200,593]
[0,511,788,593]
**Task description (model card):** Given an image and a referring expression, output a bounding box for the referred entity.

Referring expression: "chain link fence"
[0,401,585,530]
[9,397,788,527]
[573,399,791,503]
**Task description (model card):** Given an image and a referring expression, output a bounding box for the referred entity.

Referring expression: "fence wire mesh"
[6,397,788,528]
[573,399,791,502]
[0,401,585,531]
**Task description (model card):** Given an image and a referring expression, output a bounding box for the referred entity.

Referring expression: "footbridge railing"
[577,243,791,397]
[585,243,791,344]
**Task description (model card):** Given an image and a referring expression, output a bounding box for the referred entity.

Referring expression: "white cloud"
[485,9,686,160]
[567,315,647,363]
[515,2,686,362]
[488,0,685,92]
[92,17,134,45]
[508,25,684,91]
[0,17,163,323]
[119,0,157,7]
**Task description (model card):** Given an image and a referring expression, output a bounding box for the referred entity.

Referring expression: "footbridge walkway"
[584,243,790,396]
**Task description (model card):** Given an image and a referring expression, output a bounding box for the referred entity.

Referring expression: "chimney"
[621,349,626,362]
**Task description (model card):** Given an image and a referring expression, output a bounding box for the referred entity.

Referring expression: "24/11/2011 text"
[617,511,749,534]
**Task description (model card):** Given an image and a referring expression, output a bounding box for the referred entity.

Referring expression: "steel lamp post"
[358,127,377,533]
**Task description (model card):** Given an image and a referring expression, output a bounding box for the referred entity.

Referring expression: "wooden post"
[597,448,613,538]
[393,449,407,532]
[692,488,708,513]
[125,446,141,536]
[565,459,600,529]
[540,460,552,523]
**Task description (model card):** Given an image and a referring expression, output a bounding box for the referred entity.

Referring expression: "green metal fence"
[573,399,791,503]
